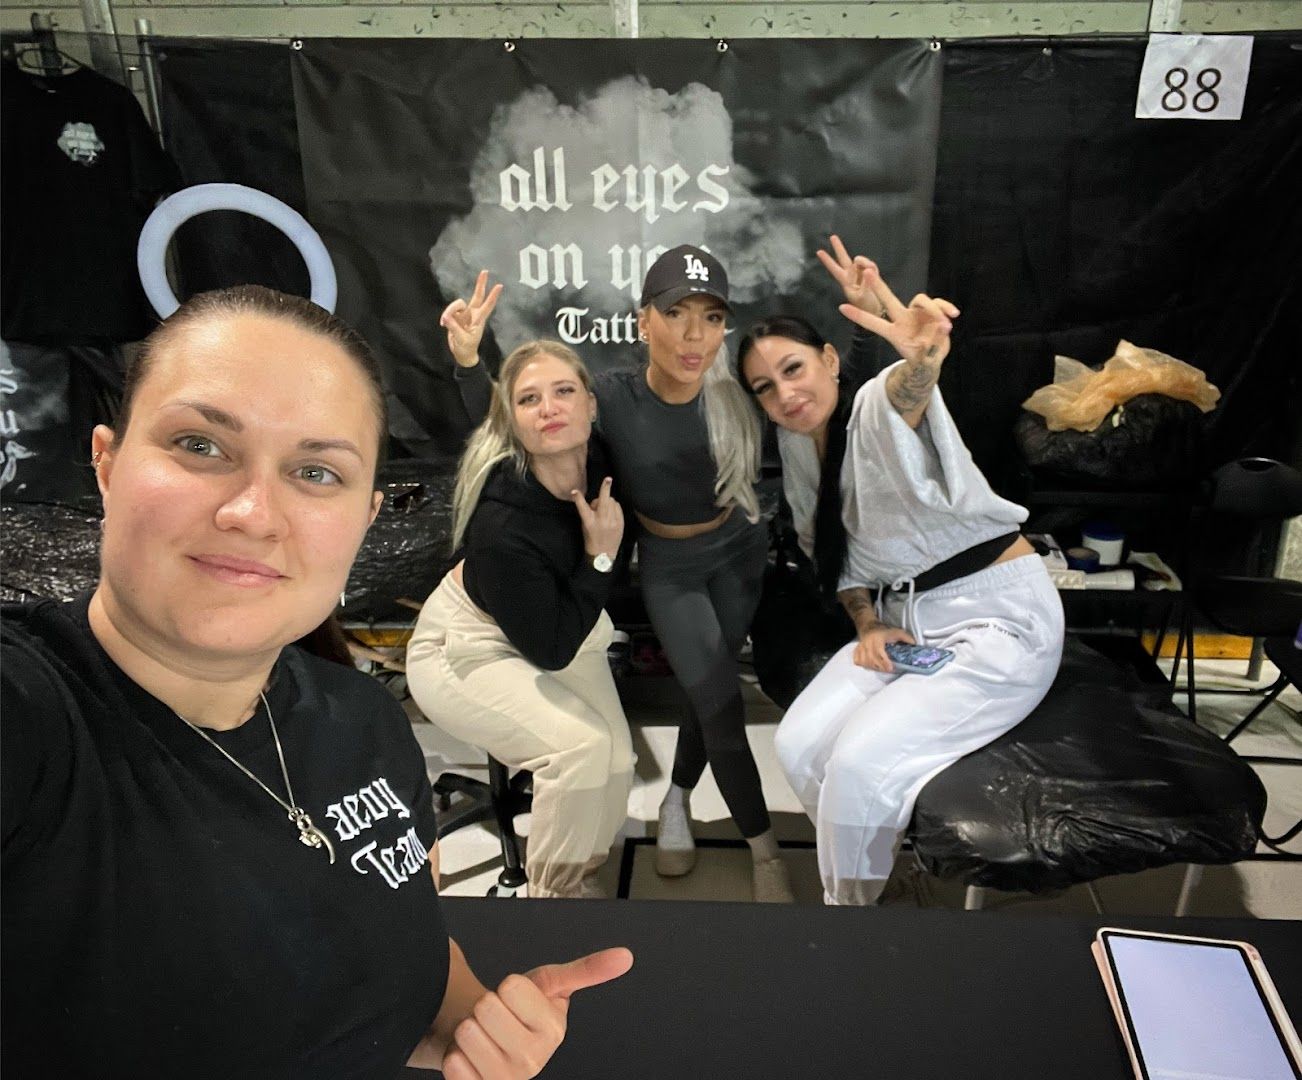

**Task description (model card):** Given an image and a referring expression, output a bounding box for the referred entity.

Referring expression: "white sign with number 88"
[1136,34,1253,121]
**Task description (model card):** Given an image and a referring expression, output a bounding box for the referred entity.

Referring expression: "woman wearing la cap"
[735,237,1064,906]
[446,251,794,903]
[1,285,631,1078]
[406,340,635,900]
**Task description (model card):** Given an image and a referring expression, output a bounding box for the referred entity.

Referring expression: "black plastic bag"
[344,460,457,621]
[1014,393,1205,488]
[910,637,1266,891]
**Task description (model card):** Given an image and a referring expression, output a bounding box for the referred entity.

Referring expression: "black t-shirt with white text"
[1,595,448,1079]
[1,62,178,343]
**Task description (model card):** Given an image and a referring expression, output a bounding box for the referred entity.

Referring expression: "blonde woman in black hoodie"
[406,340,633,899]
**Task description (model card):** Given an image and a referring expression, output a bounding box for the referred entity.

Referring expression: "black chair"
[1170,458,1302,849]
[908,636,1268,914]
[432,758,532,896]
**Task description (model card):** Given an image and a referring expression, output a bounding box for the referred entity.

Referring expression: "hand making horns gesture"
[440,269,503,368]
[816,234,960,374]
[571,476,625,562]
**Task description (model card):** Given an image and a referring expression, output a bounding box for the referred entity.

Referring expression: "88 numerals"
[1162,66,1223,113]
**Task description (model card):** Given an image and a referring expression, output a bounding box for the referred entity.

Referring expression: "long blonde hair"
[700,338,762,522]
[450,340,593,550]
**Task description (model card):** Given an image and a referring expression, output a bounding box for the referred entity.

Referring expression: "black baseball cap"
[639,245,731,312]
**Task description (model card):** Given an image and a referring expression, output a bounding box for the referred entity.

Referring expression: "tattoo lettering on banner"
[429,75,805,360]
[324,777,430,890]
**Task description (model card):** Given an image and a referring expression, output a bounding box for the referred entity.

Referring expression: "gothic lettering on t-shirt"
[323,776,428,889]
[350,827,430,890]
[323,775,411,840]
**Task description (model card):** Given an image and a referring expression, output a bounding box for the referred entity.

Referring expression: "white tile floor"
[410,656,1301,919]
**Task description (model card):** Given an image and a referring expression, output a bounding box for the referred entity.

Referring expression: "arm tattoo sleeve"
[837,586,880,635]
[885,359,939,417]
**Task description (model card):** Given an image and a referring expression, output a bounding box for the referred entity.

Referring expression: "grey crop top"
[455,361,726,526]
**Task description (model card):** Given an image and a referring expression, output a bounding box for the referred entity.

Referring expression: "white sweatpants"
[775,555,1064,905]
[406,574,635,898]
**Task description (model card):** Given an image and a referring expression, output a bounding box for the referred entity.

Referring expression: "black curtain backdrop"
[156,40,309,301]
[929,38,1302,486]
[154,36,1301,475]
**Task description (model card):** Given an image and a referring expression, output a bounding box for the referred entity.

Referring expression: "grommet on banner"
[137,183,338,318]
[716,39,729,53]
[503,40,516,52]
[291,39,303,51]
[929,39,942,52]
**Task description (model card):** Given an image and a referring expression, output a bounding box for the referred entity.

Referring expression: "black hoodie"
[461,444,614,670]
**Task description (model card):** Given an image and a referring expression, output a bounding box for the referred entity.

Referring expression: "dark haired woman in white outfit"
[737,237,1064,906]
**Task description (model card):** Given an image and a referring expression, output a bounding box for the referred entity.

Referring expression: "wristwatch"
[592,552,614,573]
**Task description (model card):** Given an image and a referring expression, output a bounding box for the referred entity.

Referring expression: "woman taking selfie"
[737,237,1063,907]
[1,286,631,1078]
[406,340,635,900]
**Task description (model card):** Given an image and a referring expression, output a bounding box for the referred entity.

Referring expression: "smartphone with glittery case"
[884,642,954,675]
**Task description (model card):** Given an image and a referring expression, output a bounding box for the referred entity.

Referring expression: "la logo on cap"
[684,254,710,282]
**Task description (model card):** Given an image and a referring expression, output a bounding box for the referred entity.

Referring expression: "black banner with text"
[289,39,941,456]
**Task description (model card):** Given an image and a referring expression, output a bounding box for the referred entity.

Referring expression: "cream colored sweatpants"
[406,573,635,897]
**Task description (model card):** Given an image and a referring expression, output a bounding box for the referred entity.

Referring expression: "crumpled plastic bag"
[1022,340,1221,432]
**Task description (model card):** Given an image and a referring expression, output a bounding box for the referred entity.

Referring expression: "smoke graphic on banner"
[428,76,803,360]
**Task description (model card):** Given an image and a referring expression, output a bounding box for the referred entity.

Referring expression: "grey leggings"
[637,512,770,838]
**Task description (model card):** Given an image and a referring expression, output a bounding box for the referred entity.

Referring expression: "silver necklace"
[176,691,337,864]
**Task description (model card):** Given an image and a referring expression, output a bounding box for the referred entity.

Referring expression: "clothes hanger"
[13,38,82,77]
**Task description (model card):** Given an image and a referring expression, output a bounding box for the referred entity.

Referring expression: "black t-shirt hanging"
[1,62,179,344]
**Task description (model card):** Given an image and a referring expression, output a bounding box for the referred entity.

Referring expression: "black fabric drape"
[155,40,309,300]
[929,38,1302,487]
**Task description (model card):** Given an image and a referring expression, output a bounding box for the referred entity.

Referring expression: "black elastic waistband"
[912,531,1022,592]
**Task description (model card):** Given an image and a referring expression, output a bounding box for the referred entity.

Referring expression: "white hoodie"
[778,360,1027,593]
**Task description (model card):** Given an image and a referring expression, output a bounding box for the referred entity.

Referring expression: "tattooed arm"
[816,234,960,430]
[838,586,880,636]
[884,349,944,430]
[837,586,916,673]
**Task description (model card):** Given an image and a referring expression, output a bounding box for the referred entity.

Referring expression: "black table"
[432,898,1302,1080]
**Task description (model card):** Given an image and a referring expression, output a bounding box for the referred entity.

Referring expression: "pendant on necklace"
[290,808,336,864]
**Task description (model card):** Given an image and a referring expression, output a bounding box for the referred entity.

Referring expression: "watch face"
[593,552,614,573]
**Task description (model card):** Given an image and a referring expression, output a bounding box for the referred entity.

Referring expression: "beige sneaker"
[752,854,795,903]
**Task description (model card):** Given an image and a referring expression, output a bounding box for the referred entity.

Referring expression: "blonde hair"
[700,339,762,522]
[451,340,593,550]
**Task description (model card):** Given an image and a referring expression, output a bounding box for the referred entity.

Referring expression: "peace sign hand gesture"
[815,235,960,372]
[440,269,503,368]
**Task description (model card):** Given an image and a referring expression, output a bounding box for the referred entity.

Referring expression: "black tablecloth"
[429,898,1302,1080]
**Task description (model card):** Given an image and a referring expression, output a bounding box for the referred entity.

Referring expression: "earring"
[339,591,347,608]
[91,450,103,467]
